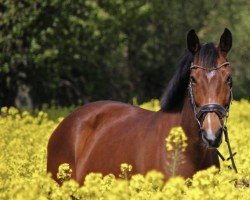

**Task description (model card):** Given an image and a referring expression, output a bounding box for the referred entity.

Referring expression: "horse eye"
[226,75,232,87]
[190,76,197,85]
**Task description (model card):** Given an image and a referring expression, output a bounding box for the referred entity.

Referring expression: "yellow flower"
[165,127,187,152]
[57,163,72,183]
[119,163,132,180]
[120,163,132,173]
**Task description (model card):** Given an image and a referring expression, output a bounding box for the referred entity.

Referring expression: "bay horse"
[47,28,234,185]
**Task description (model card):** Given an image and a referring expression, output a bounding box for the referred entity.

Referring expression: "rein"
[188,62,238,173]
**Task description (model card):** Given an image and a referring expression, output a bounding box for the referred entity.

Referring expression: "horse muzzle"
[195,103,227,148]
[201,127,223,148]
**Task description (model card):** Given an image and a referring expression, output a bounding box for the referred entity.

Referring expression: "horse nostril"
[202,128,223,148]
[215,128,223,144]
[201,130,212,144]
[203,134,213,146]
[216,127,223,137]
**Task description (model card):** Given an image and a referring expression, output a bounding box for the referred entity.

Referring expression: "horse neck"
[180,95,219,169]
[180,95,199,140]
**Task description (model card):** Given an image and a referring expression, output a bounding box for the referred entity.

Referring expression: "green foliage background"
[0,0,249,108]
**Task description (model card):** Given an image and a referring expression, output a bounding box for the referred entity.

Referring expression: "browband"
[190,62,230,71]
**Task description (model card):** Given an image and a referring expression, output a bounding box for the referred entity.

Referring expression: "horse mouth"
[201,134,222,149]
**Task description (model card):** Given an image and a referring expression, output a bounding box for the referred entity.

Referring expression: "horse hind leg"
[47,134,76,184]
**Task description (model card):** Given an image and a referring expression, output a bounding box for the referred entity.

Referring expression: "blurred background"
[0,0,249,110]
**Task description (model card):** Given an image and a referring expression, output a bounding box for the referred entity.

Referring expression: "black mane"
[160,43,219,112]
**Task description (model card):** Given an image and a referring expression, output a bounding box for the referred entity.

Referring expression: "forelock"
[196,43,219,68]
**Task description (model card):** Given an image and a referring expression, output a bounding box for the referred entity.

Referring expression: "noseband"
[188,62,238,173]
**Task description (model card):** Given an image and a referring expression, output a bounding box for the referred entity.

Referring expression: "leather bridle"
[188,62,238,173]
[188,62,232,129]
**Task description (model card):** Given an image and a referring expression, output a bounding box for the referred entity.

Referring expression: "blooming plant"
[57,163,72,183]
[0,100,249,199]
[119,163,133,180]
[166,127,187,176]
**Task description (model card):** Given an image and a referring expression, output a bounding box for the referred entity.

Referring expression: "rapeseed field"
[0,100,249,199]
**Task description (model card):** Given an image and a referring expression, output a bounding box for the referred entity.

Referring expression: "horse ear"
[219,28,232,54]
[187,29,200,54]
